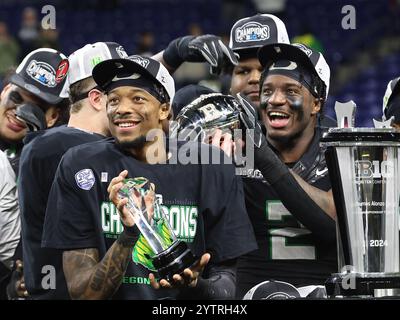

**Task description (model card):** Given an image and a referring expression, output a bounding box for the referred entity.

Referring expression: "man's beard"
[115,135,147,150]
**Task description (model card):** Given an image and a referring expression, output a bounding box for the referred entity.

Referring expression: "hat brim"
[233,47,260,61]
[258,43,316,75]
[92,58,157,92]
[9,73,64,105]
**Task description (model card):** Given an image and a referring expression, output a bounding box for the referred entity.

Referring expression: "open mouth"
[267,111,291,128]
[6,112,27,132]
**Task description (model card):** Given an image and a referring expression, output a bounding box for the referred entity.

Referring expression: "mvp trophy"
[322,101,400,298]
[118,177,197,282]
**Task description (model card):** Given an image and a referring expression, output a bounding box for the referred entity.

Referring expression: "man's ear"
[88,89,104,111]
[159,102,171,121]
[311,98,322,115]
[0,83,12,100]
[44,106,60,128]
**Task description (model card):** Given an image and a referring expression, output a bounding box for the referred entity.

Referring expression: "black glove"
[163,34,238,75]
[15,103,47,132]
[235,93,263,148]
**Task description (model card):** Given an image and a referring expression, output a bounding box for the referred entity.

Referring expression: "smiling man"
[103,62,172,160]
[18,42,128,300]
[236,43,337,298]
[157,14,290,112]
[41,55,256,300]
[0,48,69,300]
[0,48,69,175]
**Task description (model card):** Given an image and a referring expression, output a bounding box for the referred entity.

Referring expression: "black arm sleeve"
[177,259,237,300]
[254,140,336,244]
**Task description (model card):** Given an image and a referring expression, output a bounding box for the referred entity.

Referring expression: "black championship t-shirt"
[19,126,105,299]
[236,127,337,298]
[42,138,257,300]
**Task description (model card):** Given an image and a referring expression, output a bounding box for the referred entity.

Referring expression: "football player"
[41,56,256,299]
[235,43,337,298]
[0,48,69,175]
[19,43,128,299]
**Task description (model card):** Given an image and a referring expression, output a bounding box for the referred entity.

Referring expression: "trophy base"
[325,273,400,298]
[152,241,197,282]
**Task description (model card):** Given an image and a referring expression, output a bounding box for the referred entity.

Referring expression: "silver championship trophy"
[169,92,255,175]
[170,93,241,141]
[118,177,197,281]
[322,101,400,298]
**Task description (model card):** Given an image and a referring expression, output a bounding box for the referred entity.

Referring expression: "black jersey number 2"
[265,200,316,260]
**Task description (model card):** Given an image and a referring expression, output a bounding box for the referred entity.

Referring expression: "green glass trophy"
[118,177,197,281]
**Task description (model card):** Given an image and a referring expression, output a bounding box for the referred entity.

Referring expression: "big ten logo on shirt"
[100,195,199,243]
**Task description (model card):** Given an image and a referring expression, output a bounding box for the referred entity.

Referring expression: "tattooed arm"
[63,170,140,300]
[63,233,136,300]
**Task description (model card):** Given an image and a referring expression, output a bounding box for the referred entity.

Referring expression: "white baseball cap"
[92,55,175,102]
[243,280,301,300]
[382,77,400,122]
[229,14,290,53]
[383,77,400,111]
[68,42,128,86]
[258,43,331,99]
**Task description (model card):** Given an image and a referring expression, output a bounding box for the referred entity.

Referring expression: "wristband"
[117,225,140,247]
